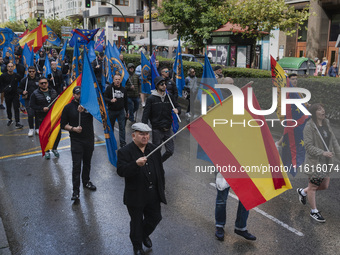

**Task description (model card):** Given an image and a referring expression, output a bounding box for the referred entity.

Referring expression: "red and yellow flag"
[19,23,48,53]
[188,84,292,210]
[271,56,287,121]
[39,75,82,156]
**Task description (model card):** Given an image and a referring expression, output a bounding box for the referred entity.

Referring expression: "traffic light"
[127,36,131,45]
[85,0,91,8]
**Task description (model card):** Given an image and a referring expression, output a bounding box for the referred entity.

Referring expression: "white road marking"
[209,182,304,237]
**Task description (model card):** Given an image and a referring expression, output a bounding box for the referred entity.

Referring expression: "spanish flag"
[271,56,287,121]
[39,75,82,156]
[19,22,48,53]
[188,84,292,210]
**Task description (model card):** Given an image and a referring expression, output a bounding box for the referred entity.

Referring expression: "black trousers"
[5,95,19,122]
[71,139,94,192]
[127,188,162,250]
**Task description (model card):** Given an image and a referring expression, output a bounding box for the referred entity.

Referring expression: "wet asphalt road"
[0,105,340,255]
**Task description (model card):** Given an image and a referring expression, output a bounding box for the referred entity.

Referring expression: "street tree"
[158,0,311,54]
[158,0,225,48]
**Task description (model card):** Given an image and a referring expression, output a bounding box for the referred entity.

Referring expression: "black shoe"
[215,227,224,241]
[83,181,97,191]
[133,248,145,255]
[297,188,307,205]
[143,236,152,248]
[310,211,326,223]
[234,229,256,241]
[15,122,24,129]
[7,119,13,126]
[0,104,5,109]
[71,192,79,200]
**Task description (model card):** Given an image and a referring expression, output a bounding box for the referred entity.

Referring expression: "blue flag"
[171,111,179,133]
[141,52,152,94]
[103,43,113,84]
[150,53,159,90]
[109,42,129,86]
[11,34,20,47]
[80,51,118,167]
[94,29,105,53]
[43,55,52,77]
[57,39,68,71]
[23,44,34,76]
[197,54,223,107]
[69,28,100,47]
[3,44,16,73]
[282,80,310,176]
[46,26,61,46]
[0,28,15,49]
[86,40,96,63]
[173,38,185,97]
[71,41,80,82]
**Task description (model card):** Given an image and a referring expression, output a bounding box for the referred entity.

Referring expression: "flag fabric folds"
[69,28,100,47]
[150,53,159,90]
[86,40,96,63]
[46,25,61,46]
[270,56,287,121]
[187,84,292,210]
[103,44,113,84]
[110,42,129,86]
[19,23,48,53]
[43,56,52,77]
[71,41,80,82]
[94,29,105,53]
[80,51,118,166]
[0,28,15,49]
[173,38,185,97]
[22,44,34,76]
[57,39,68,71]
[281,81,310,175]
[197,54,223,106]
[39,75,82,156]
[141,52,152,94]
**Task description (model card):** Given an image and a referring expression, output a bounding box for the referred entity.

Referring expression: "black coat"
[117,142,166,207]
[18,76,39,103]
[29,88,58,118]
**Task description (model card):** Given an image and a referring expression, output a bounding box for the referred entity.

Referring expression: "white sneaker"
[28,129,34,137]
[35,129,39,135]
[185,112,192,118]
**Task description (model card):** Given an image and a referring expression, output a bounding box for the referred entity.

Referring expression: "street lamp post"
[36,16,41,26]
[149,0,152,56]
[24,20,28,29]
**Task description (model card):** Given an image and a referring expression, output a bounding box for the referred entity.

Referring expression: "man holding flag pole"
[142,76,180,162]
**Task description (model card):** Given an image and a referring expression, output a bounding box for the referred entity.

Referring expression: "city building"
[16,0,44,20]
[83,0,145,47]
[0,0,8,23]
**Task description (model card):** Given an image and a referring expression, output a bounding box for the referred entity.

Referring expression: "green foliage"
[219,0,311,40]
[0,17,82,39]
[158,0,225,48]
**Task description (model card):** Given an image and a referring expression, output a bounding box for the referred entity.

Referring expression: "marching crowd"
[1,47,340,255]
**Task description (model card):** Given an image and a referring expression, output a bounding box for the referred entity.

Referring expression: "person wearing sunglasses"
[142,76,180,162]
[18,66,40,136]
[160,66,178,103]
[30,77,60,159]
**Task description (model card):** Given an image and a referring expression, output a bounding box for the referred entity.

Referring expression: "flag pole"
[145,123,189,159]
[166,92,181,122]
[78,111,81,126]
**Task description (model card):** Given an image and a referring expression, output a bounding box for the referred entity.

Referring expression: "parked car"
[173,54,212,64]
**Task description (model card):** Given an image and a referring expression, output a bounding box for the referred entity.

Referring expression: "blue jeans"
[63,74,70,87]
[108,109,126,147]
[215,187,249,231]
[128,97,140,121]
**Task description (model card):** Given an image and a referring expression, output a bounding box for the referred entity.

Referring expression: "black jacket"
[18,76,39,103]
[48,69,64,94]
[91,58,103,85]
[103,84,128,112]
[165,77,178,102]
[60,100,94,143]
[0,72,22,96]
[29,88,58,117]
[117,142,166,207]
[142,90,180,130]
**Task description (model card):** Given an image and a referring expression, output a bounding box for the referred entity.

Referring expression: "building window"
[115,0,129,6]
[297,20,307,42]
[330,14,340,42]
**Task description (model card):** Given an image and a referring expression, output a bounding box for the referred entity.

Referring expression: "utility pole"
[149,0,152,56]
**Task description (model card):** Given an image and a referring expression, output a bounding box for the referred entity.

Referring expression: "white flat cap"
[131,123,152,132]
